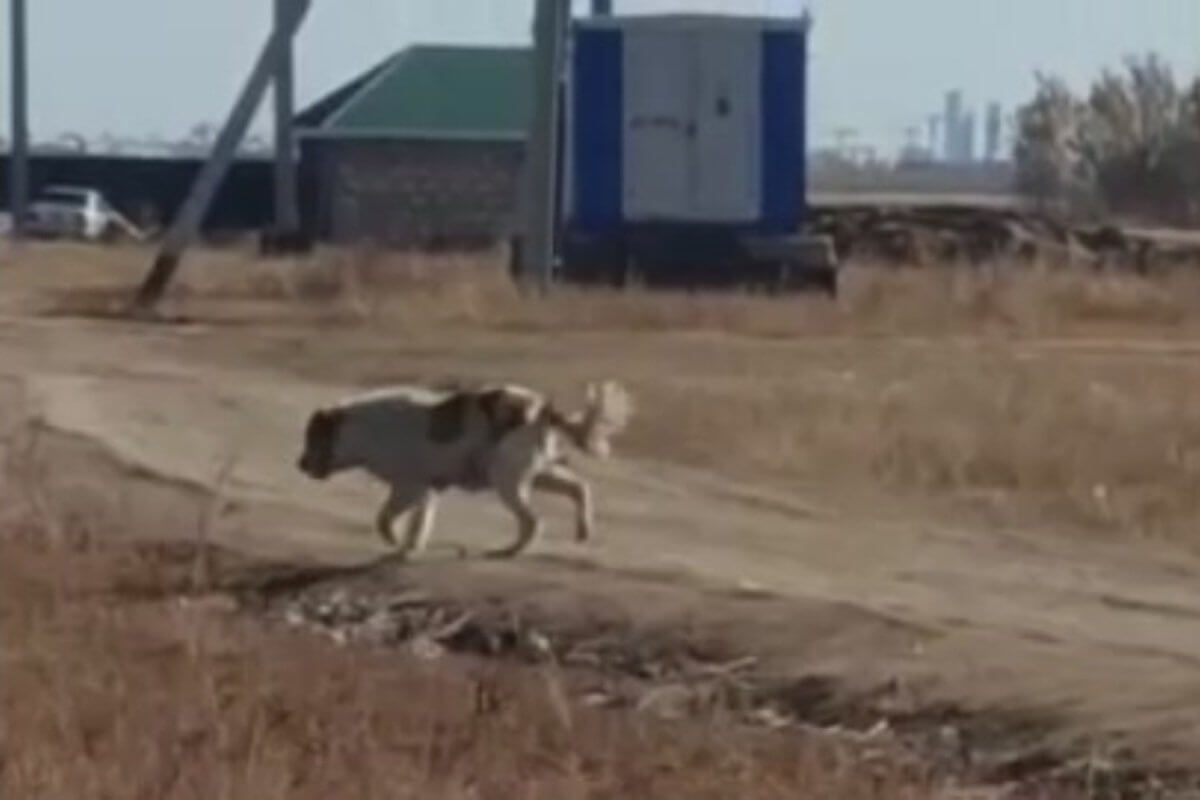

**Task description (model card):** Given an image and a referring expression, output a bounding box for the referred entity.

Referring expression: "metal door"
[688,27,761,222]
[621,27,691,221]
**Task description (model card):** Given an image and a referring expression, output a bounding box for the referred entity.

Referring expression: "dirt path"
[5,312,1200,768]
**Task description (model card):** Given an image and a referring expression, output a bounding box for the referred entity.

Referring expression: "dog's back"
[315,384,482,485]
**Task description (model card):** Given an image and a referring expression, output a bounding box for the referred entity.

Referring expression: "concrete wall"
[310,138,524,249]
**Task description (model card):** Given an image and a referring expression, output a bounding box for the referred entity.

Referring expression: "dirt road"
[5,308,1200,770]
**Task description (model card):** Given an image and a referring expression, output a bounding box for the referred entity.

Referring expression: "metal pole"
[519,0,568,293]
[273,0,300,235]
[590,0,612,15]
[9,0,30,241]
[132,0,311,312]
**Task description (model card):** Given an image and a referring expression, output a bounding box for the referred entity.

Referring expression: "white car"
[24,185,135,242]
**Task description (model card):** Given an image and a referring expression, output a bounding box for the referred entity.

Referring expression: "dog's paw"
[484,544,524,560]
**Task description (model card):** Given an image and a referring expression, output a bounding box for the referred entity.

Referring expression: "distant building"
[927,115,940,158]
[961,109,976,163]
[295,44,531,249]
[984,102,1003,163]
[943,90,963,161]
[940,89,984,164]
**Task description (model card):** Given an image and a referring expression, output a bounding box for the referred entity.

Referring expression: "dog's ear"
[305,407,343,446]
[477,388,532,441]
[428,392,472,443]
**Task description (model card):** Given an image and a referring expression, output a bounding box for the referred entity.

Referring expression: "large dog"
[296,379,634,559]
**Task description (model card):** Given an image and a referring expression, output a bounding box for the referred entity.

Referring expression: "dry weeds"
[223,245,1200,543]
[0,493,929,798]
[13,241,1200,542]
[4,242,1200,797]
[23,241,1200,338]
[212,246,1200,339]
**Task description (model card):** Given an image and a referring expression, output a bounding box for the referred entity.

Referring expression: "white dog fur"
[296,379,634,559]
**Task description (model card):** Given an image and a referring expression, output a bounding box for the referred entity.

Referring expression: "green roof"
[298,45,532,140]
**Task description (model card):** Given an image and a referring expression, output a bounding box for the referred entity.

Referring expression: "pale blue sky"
[2,0,1198,154]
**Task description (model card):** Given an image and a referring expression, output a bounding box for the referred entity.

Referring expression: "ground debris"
[807,202,1200,273]
[254,574,1200,800]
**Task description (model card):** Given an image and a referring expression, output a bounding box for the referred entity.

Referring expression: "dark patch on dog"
[538,402,584,446]
[431,463,491,494]
[477,389,532,442]
[298,408,344,479]
[427,387,536,490]
[454,451,494,492]
[428,392,473,443]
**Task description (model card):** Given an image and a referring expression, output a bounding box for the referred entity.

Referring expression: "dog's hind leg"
[532,462,593,543]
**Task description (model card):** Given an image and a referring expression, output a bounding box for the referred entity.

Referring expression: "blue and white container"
[566,13,809,236]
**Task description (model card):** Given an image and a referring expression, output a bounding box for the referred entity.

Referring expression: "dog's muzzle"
[297,452,330,480]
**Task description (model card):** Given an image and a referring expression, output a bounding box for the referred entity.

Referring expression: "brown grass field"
[5,239,1200,797]
[35,240,1200,543]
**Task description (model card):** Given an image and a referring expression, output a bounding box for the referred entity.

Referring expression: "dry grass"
[202,244,1200,543]
[195,244,1200,339]
[14,241,1200,542]
[3,241,1197,796]
[22,240,1200,338]
[0,494,928,798]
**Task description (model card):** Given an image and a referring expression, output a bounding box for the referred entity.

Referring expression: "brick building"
[296,45,531,249]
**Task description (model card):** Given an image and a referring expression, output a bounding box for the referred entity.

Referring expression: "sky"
[1,0,1198,156]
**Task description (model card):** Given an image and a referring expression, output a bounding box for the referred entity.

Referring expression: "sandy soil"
[4,252,1200,777]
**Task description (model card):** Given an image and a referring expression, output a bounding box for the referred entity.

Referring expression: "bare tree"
[1015,54,1200,225]
[1014,73,1092,216]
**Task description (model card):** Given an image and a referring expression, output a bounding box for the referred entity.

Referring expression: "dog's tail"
[542,380,634,458]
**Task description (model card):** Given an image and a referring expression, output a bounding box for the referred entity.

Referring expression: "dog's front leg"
[375,489,403,546]
[374,483,425,552]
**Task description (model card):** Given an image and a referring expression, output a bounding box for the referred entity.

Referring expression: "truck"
[555,11,837,294]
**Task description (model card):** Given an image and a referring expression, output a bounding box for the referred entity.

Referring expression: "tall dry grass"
[24,240,1200,338]
[219,245,1200,339]
[629,350,1200,538]
[17,241,1200,542]
[195,244,1200,543]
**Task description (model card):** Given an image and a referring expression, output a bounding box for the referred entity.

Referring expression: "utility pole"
[132,0,311,312]
[519,0,569,293]
[272,0,300,238]
[9,0,30,241]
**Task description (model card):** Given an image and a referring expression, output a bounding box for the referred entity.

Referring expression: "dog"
[297,378,634,559]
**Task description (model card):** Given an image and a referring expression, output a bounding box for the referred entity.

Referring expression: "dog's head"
[297,406,345,480]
